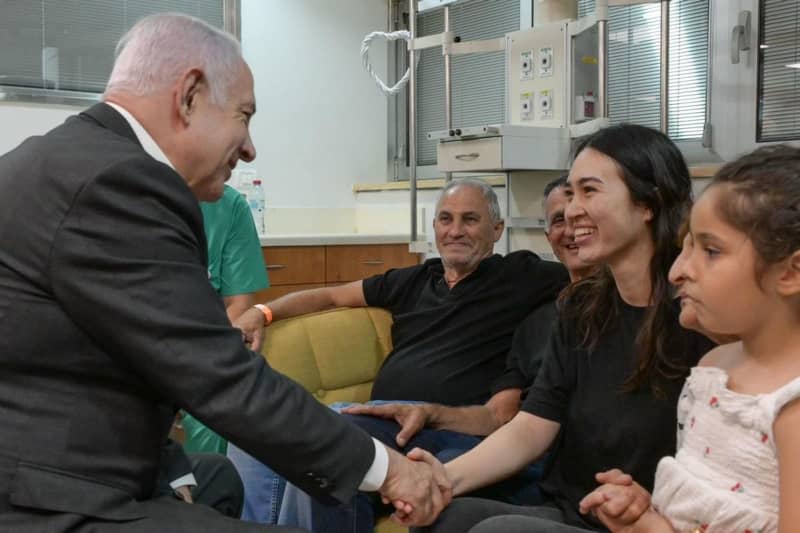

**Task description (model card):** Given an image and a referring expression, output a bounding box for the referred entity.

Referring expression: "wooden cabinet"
[254,243,421,303]
[262,246,325,285]
[325,244,420,283]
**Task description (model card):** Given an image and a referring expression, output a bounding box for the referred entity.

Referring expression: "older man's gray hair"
[105,13,242,105]
[435,178,502,223]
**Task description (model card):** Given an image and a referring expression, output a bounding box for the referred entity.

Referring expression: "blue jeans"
[276,402,546,533]
[227,441,285,524]
[228,401,545,529]
[228,401,416,524]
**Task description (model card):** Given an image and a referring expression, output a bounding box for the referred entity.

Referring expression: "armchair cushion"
[262,307,393,405]
[260,306,406,533]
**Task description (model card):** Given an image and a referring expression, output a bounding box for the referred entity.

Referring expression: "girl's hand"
[579,469,651,532]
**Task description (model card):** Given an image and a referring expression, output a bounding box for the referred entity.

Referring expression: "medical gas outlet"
[520,92,533,120]
[538,47,554,77]
[539,90,553,120]
[520,50,533,80]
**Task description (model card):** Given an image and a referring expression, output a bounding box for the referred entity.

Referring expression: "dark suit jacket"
[0,103,374,524]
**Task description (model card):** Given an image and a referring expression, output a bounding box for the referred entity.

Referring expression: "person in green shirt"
[182,183,270,454]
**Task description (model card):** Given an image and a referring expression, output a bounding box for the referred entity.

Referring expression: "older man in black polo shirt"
[231,178,568,528]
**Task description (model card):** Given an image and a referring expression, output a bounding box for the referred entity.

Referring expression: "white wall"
[0,102,76,155]
[240,0,389,209]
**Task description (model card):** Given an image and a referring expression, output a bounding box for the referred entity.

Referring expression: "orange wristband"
[254,304,273,326]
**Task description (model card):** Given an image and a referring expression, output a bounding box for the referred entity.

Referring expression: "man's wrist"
[359,438,389,491]
[426,403,443,426]
[253,304,273,326]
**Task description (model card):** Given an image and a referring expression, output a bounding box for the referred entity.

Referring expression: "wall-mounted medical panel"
[506,23,569,128]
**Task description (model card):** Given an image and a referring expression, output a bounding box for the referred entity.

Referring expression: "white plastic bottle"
[249,179,265,235]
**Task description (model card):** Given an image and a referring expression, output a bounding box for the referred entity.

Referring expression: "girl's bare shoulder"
[697,341,742,369]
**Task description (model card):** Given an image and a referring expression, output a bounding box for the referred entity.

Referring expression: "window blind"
[579,0,710,140]
[0,0,224,94]
[757,0,800,142]
[607,3,662,131]
[415,0,520,166]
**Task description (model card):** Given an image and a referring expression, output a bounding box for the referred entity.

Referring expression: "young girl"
[408,124,715,533]
[581,144,800,533]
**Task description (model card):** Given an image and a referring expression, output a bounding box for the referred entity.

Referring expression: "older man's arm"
[343,387,522,447]
[236,281,367,350]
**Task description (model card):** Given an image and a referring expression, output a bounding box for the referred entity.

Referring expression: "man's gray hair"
[435,178,502,223]
[105,13,242,105]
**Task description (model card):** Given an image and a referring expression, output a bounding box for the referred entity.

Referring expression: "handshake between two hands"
[378,446,453,527]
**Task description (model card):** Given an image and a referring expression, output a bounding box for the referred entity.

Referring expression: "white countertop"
[259,233,423,246]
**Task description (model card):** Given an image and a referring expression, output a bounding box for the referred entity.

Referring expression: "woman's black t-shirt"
[522,294,715,531]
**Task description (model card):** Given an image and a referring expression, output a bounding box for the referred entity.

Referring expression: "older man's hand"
[342,403,432,447]
[378,447,452,527]
[234,306,266,351]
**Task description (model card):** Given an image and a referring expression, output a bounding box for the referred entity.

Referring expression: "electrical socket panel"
[538,47,554,77]
[520,50,533,81]
[506,23,567,128]
[520,92,533,120]
[539,90,554,120]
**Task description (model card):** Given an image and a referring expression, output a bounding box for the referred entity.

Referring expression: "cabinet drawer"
[326,244,420,283]
[261,246,326,285]
[437,137,503,172]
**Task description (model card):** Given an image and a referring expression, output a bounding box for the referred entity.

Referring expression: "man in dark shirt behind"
[230,178,569,526]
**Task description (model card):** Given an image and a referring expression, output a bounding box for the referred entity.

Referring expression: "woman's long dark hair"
[560,124,693,394]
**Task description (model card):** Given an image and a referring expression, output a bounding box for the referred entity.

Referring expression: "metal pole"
[598,19,608,118]
[660,0,669,134]
[595,0,608,118]
[409,0,418,242]
[701,0,713,148]
[444,6,453,182]
[389,0,399,181]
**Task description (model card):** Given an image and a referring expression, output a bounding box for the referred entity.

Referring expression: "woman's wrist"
[629,508,674,533]
[443,461,464,497]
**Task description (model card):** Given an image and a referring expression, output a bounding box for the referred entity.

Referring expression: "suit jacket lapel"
[81,102,142,148]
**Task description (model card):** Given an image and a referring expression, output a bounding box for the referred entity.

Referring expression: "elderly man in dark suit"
[0,13,448,533]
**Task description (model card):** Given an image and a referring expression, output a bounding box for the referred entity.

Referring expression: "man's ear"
[775,250,800,297]
[493,219,505,242]
[175,68,205,125]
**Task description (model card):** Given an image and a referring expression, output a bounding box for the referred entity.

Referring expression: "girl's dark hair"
[560,123,693,394]
[708,144,800,281]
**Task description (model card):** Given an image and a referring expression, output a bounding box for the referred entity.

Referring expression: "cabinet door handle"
[266,264,287,270]
[455,152,480,161]
[361,260,385,266]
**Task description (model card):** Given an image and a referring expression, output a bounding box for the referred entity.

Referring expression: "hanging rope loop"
[361,30,414,95]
